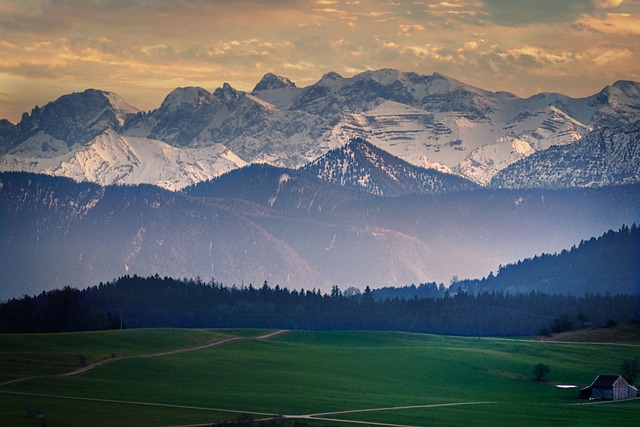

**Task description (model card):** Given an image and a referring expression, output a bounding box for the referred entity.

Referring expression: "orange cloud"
[0,0,638,122]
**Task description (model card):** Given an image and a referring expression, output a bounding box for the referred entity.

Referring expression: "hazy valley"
[1,69,639,301]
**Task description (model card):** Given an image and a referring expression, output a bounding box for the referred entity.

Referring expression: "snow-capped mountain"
[1,70,639,190]
[251,72,301,110]
[0,130,246,191]
[301,138,477,196]
[253,69,638,186]
[0,89,139,157]
[491,121,640,189]
[456,106,590,185]
[122,83,334,168]
[283,70,638,186]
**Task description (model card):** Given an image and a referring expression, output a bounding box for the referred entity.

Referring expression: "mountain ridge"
[301,138,478,196]
[3,170,639,300]
[451,224,640,296]
[1,69,638,192]
[492,121,640,189]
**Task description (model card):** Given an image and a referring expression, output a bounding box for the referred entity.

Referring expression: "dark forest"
[2,274,638,336]
[3,224,638,336]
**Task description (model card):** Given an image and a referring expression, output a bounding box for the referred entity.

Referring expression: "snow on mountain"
[2,89,140,158]
[158,86,211,113]
[510,80,640,129]
[301,138,477,196]
[290,70,416,117]
[250,69,618,185]
[3,130,74,159]
[1,69,639,190]
[251,73,301,110]
[456,106,590,185]
[0,130,246,191]
[491,121,640,189]
[56,131,246,191]
[321,99,589,185]
[325,101,488,167]
[123,82,332,169]
[588,81,640,127]
[253,73,297,92]
[290,70,638,186]
[105,92,140,125]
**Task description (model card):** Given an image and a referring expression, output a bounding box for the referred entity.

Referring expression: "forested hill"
[452,224,639,296]
[1,225,638,335]
[1,275,638,336]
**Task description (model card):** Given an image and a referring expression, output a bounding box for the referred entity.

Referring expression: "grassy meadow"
[1,329,639,426]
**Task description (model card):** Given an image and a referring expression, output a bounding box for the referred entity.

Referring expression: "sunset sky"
[1,0,638,122]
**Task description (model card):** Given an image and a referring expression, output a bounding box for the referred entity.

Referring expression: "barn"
[579,375,638,400]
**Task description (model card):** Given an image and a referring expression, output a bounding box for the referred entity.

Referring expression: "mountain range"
[1,69,639,301]
[1,69,639,192]
[2,170,639,301]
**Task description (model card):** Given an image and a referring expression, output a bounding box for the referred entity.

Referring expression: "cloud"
[398,24,425,35]
[0,0,638,122]
[401,44,454,62]
[594,0,626,8]
[577,11,640,35]
[481,0,595,25]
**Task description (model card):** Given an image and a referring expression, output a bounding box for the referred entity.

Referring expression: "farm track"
[2,330,498,426]
[0,389,497,427]
[161,402,499,427]
[0,330,287,387]
[490,337,640,348]
[255,329,289,340]
[288,401,498,427]
[0,390,277,417]
[3,331,639,426]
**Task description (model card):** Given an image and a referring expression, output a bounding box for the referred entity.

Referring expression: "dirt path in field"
[255,329,288,340]
[0,330,288,387]
[490,336,640,348]
[60,336,245,377]
[165,402,498,427]
[283,402,497,427]
[0,390,277,418]
[0,389,496,427]
[304,401,497,418]
[160,401,498,427]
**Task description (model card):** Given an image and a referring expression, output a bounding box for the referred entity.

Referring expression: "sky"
[0,0,638,123]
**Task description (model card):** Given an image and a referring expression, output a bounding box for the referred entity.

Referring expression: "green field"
[1,329,639,426]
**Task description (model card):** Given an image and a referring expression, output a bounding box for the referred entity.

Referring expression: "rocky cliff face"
[1,70,639,191]
[301,138,478,196]
[1,89,139,156]
[491,121,640,189]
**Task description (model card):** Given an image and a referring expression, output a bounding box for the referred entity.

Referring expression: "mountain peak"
[214,83,243,102]
[4,68,640,192]
[56,89,139,116]
[0,118,14,129]
[252,73,297,92]
[7,88,140,152]
[302,137,477,196]
[431,71,451,80]
[610,80,640,97]
[352,69,419,88]
[160,87,211,111]
[319,71,343,82]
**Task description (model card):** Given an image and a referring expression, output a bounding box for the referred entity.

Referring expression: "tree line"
[1,274,638,336]
[451,224,639,296]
